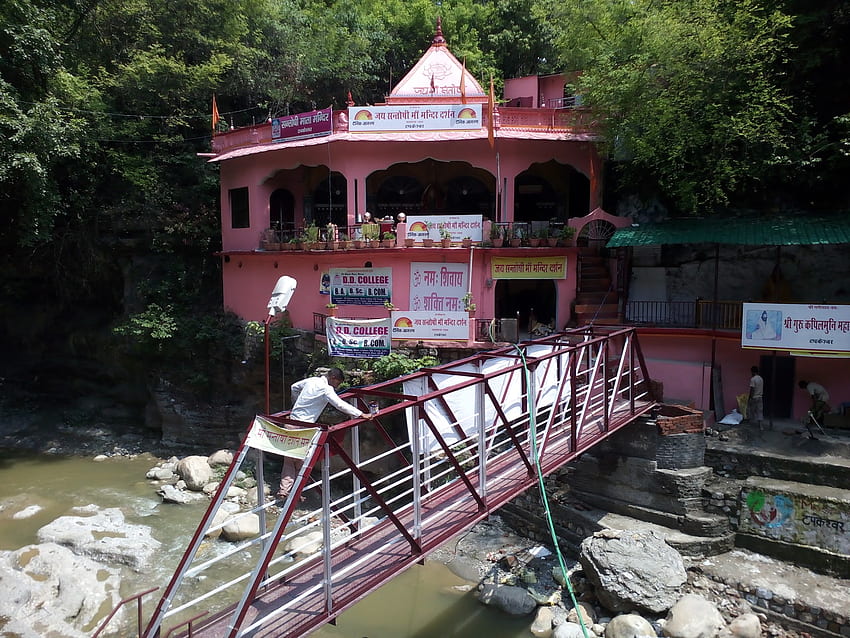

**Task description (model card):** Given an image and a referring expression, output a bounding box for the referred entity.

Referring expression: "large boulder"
[478,583,537,616]
[36,505,160,570]
[221,513,261,542]
[177,455,213,491]
[0,542,122,638]
[662,594,725,638]
[580,529,686,613]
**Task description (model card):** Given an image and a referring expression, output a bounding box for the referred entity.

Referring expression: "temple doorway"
[494,279,558,338]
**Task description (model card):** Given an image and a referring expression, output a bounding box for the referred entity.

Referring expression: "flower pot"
[353,240,364,249]
[381,239,395,248]
[368,240,380,248]
[529,238,541,247]
[423,239,435,247]
[461,239,472,248]
[404,238,415,248]
[509,239,522,247]
[440,238,452,248]
[492,238,504,248]
[546,238,558,247]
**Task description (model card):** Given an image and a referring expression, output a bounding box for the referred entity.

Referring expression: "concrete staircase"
[574,249,620,325]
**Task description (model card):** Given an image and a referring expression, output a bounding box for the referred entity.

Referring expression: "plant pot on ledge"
[404,238,415,248]
[422,238,435,247]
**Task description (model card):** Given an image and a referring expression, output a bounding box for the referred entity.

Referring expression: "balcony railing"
[624,300,743,331]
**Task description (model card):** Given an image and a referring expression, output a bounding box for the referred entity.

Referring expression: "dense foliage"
[0,0,847,390]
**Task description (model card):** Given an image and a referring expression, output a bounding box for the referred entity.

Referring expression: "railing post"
[476,374,487,498]
[322,443,333,614]
[412,402,422,541]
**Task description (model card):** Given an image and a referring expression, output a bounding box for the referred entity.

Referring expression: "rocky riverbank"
[0,413,832,638]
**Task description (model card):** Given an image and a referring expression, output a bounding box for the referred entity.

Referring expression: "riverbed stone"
[177,455,213,490]
[725,613,761,638]
[531,605,555,637]
[662,594,725,638]
[36,504,160,570]
[605,613,657,638]
[0,542,122,638]
[580,529,686,613]
[221,512,261,541]
[158,483,207,504]
[554,621,591,638]
[208,449,234,466]
[478,583,537,616]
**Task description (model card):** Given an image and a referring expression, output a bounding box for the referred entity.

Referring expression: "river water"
[0,451,532,637]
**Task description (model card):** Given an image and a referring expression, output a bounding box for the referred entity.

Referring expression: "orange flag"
[212,94,220,133]
[430,73,435,94]
[487,76,495,149]
[460,59,467,104]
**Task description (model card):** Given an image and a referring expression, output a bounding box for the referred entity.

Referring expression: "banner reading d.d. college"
[327,317,391,358]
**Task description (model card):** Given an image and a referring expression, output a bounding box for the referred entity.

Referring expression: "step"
[539,496,735,557]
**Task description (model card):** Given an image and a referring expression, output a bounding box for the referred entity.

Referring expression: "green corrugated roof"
[607,213,850,247]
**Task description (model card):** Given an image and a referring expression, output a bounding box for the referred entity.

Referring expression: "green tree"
[537,0,795,214]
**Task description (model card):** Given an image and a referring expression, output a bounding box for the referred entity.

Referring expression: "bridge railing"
[139,326,654,638]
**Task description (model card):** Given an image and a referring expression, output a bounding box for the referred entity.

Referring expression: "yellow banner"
[491,256,567,280]
[245,416,319,458]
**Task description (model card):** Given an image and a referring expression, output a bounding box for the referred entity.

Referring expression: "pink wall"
[221,245,579,340]
[637,330,850,423]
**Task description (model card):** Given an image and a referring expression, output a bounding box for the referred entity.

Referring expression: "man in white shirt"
[748,366,764,430]
[277,368,371,501]
[798,379,830,440]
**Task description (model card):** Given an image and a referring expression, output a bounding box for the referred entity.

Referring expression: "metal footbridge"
[98,326,656,638]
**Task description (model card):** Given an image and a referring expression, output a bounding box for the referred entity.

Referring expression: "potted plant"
[558,225,576,246]
[507,226,522,247]
[305,223,322,250]
[383,300,396,315]
[529,228,545,248]
[339,232,353,250]
[362,223,380,247]
[381,230,396,248]
[325,303,338,317]
[439,224,452,247]
[490,224,504,248]
[544,227,558,247]
[461,236,473,248]
[461,292,476,315]
[420,221,434,247]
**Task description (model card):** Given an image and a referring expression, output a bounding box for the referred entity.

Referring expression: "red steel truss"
[102,326,655,638]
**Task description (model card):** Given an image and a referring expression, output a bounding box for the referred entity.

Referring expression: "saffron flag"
[212,94,220,133]
[460,59,467,104]
[487,76,495,148]
[430,73,435,94]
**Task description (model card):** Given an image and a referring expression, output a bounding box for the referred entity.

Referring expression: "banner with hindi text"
[244,416,319,458]
[491,256,567,280]
[741,302,850,354]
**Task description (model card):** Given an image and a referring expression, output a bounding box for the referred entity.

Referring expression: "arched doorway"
[514,161,590,223]
[495,279,558,337]
[269,189,295,237]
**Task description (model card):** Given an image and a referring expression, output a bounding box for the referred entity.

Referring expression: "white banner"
[244,416,319,458]
[741,302,850,353]
[327,317,391,358]
[410,262,468,313]
[330,268,392,306]
[348,104,482,132]
[391,310,469,341]
[406,215,483,242]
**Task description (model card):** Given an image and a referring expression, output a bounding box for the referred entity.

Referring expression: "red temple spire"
[432,17,446,46]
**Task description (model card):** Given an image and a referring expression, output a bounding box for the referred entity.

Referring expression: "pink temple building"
[207,20,849,426]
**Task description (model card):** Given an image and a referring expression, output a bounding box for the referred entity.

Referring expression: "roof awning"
[607,214,850,247]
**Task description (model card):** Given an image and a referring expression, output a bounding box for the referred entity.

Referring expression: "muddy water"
[0,452,531,637]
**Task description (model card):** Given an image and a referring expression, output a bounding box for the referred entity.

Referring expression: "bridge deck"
[176,400,653,638]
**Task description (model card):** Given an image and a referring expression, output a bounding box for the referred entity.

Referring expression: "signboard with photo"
[741,302,850,354]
